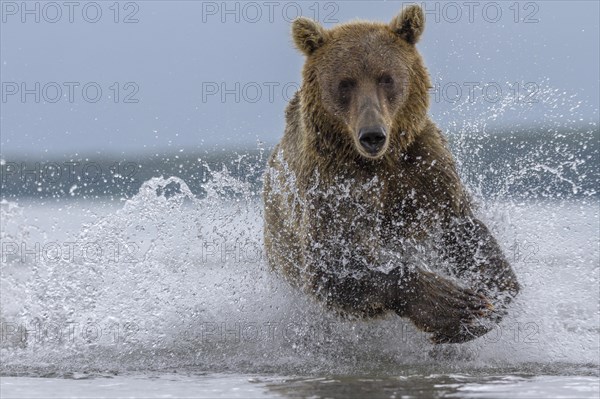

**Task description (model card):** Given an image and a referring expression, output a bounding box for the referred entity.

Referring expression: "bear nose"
[358,126,387,154]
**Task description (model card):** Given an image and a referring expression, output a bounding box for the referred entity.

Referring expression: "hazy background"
[1,0,598,158]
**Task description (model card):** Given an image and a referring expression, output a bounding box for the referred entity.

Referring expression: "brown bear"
[263,5,520,344]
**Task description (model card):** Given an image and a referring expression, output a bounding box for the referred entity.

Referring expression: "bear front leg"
[440,216,520,324]
[308,266,403,319]
[304,246,497,343]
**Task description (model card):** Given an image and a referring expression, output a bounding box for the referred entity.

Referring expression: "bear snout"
[358,126,387,156]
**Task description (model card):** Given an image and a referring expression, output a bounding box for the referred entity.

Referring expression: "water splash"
[1,86,598,377]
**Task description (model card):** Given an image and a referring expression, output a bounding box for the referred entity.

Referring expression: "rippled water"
[2,372,599,398]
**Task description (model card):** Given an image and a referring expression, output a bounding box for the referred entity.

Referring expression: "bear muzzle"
[358,126,387,156]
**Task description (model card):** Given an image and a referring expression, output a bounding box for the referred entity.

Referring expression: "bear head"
[292,5,431,161]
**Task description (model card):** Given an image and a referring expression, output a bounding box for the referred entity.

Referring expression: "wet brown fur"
[263,6,519,344]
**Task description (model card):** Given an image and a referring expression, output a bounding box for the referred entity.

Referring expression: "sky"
[1,0,598,158]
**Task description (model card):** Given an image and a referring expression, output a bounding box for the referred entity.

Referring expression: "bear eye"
[338,79,356,91]
[337,79,355,108]
[378,74,394,86]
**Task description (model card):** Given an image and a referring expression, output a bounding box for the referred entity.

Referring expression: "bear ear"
[389,4,425,45]
[292,17,327,56]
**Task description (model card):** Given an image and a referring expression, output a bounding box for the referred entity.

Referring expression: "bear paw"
[405,270,496,344]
